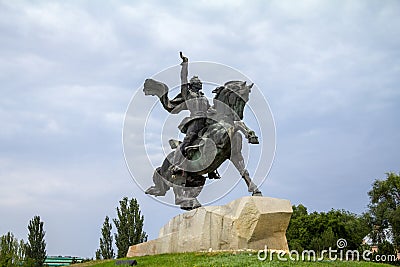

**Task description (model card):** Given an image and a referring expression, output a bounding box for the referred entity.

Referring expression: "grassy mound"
[73,252,394,267]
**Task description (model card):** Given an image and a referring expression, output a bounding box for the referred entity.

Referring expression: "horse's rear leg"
[145,167,170,196]
[173,173,205,210]
[231,132,262,196]
[173,185,202,210]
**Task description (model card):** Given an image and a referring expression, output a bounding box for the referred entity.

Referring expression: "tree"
[0,232,17,267]
[0,232,26,267]
[367,172,400,248]
[286,204,369,252]
[17,239,26,265]
[113,197,147,258]
[286,204,309,251]
[97,216,114,259]
[26,216,46,267]
[95,249,101,261]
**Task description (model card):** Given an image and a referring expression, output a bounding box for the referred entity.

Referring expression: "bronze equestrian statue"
[143,52,261,210]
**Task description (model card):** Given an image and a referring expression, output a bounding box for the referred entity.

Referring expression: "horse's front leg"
[234,121,259,144]
[230,132,262,196]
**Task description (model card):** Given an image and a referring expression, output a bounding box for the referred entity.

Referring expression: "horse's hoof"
[248,136,259,144]
[145,186,166,196]
[252,191,263,197]
[180,198,201,210]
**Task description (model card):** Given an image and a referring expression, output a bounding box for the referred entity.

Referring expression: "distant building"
[362,227,400,260]
[362,226,394,246]
[44,256,84,266]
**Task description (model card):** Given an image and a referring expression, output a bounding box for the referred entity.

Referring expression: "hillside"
[73,252,394,267]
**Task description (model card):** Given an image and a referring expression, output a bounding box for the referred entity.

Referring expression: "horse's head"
[212,81,254,120]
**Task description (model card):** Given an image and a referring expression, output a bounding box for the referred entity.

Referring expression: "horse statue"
[143,53,261,210]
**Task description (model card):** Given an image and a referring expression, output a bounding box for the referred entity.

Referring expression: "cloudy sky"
[0,0,399,258]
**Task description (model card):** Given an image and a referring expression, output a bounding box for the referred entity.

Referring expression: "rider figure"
[172,53,219,179]
[177,54,209,156]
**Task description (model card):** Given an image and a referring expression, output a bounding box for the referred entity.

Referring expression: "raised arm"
[180,51,189,100]
[143,52,190,113]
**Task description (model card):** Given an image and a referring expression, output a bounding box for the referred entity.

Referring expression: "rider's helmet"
[189,76,202,92]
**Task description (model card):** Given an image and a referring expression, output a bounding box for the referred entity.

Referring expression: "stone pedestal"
[126,196,292,257]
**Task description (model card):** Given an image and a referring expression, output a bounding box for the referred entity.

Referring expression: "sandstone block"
[127,196,292,257]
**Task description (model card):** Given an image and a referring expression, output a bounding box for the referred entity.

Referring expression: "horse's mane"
[212,81,250,120]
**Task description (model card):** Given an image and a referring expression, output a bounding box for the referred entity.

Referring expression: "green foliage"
[287,204,370,252]
[378,241,396,256]
[371,241,399,265]
[113,197,147,258]
[0,232,17,267]
[0,232,26,267]
[26,216,46,267]
[97,216,114,260]
[310,227,336,251]
[95,249,101,260]
[17,239,26,264]
[367,172,400,248]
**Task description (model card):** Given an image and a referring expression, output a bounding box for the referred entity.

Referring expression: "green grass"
[73,252,395,267]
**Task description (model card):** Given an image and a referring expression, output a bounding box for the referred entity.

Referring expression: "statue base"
[126,196,292,257]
